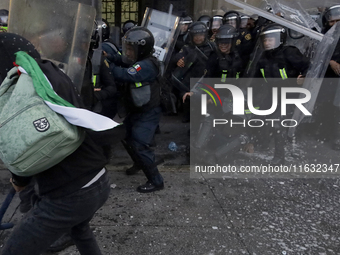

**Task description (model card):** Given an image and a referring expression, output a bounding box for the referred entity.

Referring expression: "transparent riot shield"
[74,0,102,75]
[141,7,181,75]
[0,0,9,10]
[8,0,96,92]
[288,22,340,137]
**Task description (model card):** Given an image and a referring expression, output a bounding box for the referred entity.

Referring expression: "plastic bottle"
[168,142,178,151]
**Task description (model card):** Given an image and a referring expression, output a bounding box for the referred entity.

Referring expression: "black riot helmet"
[179,15,193,35]
[101,18,111,41]
[260,23,287,51]
[323,5,340,28]
[188,21,208,46]
[0,9,8,32]
[223,11,241,30]
[210,15,223,32]
[122,20,137,35]
[215,24,239,54]
[197,15,211,30]
[121,26,154,65]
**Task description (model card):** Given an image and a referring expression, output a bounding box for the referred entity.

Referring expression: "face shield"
[122,40,138,65]
[0,14,8,26]
[211,17,223,32]
[190,32,207,46]
[325,5,340,25]
[260,29,283,50]
[216,37,234,54]
[240,16,249,29]
[179,20,191,35]
[225,16,238,29]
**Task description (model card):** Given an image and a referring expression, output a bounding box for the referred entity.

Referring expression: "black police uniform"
[255,44,310,164]
[110,52,164,192]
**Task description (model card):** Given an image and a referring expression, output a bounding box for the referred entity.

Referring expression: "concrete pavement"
[0,115,340,254]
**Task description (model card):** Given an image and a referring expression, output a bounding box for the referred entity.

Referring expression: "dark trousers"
[124,107,163,185]
[1,172,110,255]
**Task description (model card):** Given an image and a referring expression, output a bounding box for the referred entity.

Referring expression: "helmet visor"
[216,38,234,54]
[325,5,340,22]
[122,41,138,65]
[0,15,8,26]
[240,17,249,29]
[260,30,282,50]
[225,17,237,28]
[211,17,223,30]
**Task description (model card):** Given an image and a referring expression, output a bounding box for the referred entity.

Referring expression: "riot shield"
[8,0,96,92]
[288,22,340,137]
[141,7,181,75]
[0,0,9,10]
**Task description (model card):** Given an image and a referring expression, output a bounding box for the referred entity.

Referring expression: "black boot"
[125,164,142,175]
[269,129,285,165]
[47,233,74,252]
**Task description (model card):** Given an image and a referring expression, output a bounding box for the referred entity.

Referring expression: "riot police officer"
[0,9,8,32]
[254,23,310,165]
[172,21,216,122]
[101,18,122,65]
[122,20,137,35]
[185,24,250,164]
[318,5,340,149]
[174,15,192,53]
[209,15,223,42]
[223,11,255,71]
[197,15,211,31]
[206,24,243,79]
[109,26,164,193]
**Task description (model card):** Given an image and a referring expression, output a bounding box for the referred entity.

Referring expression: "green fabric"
[15,51,75,108]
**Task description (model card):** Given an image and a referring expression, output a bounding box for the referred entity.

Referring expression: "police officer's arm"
[94,57,117,101]
[110,59,158,83]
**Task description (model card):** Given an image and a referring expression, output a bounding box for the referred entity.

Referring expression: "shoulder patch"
[128,67,137,75]
[133,64,142,72]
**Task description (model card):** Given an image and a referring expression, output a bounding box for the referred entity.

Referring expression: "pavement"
[0,114,340,255]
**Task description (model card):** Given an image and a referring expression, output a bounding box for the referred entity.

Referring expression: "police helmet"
[197,15,211,30]
[260,23,287,51]
[240,14,250,29]
[323,5,340,27]
[0,9,8,31]
[122,20,137,35]
[179,15,193,35]
[101,18,111,41]
[223,11,241,30]
[121,26,154,64]
[210,15,223,32]
[188,21,208,46]
[215,24,239,51]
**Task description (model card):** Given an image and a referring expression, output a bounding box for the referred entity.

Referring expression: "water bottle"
[168,142,178,151]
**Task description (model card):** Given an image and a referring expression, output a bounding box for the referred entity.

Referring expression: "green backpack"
[0,52,119,177]
[0,66,84,176]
